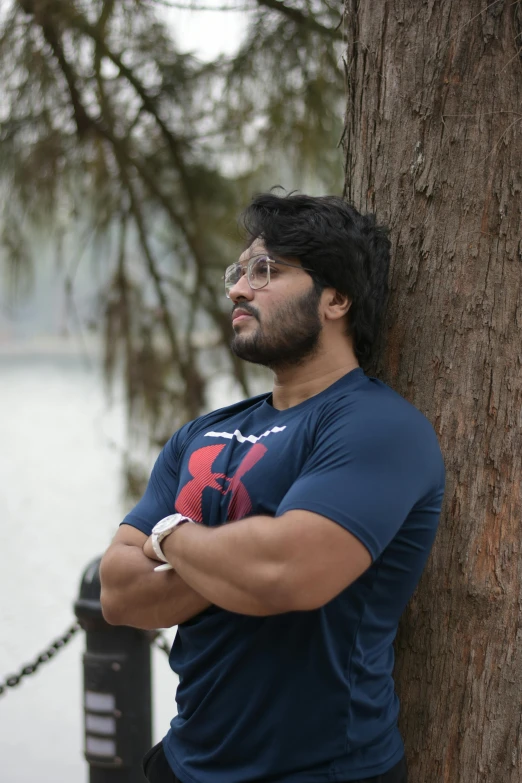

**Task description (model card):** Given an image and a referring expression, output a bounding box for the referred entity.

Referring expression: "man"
[100,193,445,783]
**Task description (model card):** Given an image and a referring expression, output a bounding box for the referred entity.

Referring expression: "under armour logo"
[176,443,267,522]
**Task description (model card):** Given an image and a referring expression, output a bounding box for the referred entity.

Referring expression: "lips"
[232,308,256,323]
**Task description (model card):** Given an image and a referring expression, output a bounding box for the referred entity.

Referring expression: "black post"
[74,557,152,782]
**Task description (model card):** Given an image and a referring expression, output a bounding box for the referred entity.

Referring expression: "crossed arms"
[99,525,211,630]
[99,510,372,629]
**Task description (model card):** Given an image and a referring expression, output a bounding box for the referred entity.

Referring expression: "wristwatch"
[151,513,194,571]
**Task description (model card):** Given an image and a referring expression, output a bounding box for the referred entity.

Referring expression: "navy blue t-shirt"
[123,368,445,783]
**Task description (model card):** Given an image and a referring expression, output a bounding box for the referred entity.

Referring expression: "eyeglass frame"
[223,254,319,299]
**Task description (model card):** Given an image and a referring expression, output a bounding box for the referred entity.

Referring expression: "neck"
[270,342,360,411]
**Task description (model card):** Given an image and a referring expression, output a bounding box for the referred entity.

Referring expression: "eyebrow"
[236,251,269,265]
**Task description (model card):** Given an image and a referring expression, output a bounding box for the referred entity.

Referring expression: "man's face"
[228,240,323,369]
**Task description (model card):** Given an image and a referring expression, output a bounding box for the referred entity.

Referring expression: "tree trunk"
[343,2,522,781]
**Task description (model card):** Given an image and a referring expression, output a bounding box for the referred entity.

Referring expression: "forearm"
[100,543,211,630]
[159,516,292,616]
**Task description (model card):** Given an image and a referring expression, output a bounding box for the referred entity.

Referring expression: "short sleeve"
[121,431,182,536]
[276,406,443,561]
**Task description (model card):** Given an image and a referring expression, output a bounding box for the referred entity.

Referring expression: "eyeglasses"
[223,254,316,299]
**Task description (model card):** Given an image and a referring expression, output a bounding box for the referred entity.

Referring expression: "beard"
[230,284,323,369]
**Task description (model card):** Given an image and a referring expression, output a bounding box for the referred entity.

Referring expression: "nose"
[228,273,254,303]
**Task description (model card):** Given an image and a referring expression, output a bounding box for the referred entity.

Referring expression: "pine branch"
[115,214,134,404]
[57,2,197,208]
[17,0,197,211]
[143,0,251,10]
[126,172,184,372]
[25,7,91,137]
[252,0,342,40]
[14,0,215,301]
[94,54,190,384]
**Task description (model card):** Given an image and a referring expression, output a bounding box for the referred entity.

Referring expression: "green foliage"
[0,0,344,495]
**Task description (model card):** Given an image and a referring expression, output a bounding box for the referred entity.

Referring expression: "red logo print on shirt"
[176,442,268,522]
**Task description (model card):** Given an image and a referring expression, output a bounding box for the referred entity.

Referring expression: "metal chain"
[0,622,82,698]
[1,623,171,698]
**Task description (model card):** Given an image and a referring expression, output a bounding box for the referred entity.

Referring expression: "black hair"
[239,192,391,367]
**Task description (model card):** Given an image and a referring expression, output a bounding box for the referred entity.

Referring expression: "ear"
[322,289,352,321]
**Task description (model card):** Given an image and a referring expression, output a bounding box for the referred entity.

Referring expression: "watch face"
[154,514,182,534]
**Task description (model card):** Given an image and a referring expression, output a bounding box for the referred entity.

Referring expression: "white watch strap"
[151,514,194,570]
[151,534,170,563]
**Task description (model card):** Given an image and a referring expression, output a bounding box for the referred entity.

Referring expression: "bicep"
[102,524,148,568]
[275,510,372,610]
[110,523,148,547]
[277,420,422,561]
[100,524,151,587]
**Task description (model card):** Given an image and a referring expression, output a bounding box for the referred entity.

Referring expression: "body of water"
[0,350,179,782]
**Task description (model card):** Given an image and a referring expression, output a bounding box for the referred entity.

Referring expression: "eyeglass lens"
[224,256,270,297]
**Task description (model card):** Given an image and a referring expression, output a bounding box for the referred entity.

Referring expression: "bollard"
[74,557,152,782]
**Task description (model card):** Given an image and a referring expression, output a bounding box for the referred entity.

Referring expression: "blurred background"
[0,1,344,780]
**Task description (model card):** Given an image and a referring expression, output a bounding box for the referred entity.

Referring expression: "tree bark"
[343,2,522,781]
